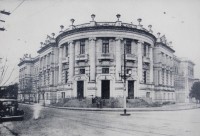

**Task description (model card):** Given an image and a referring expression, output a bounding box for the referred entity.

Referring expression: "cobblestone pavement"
[1,104,200,136]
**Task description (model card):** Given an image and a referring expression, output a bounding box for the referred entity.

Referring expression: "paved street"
[1,104,200,136]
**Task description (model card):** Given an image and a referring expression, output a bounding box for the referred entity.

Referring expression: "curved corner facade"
[18,21,176,104]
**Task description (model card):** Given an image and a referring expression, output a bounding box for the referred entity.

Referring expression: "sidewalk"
[20,102,200,112]
[46,103,200,112]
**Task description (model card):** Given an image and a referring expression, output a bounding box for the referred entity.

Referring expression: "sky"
[0,0,200,85]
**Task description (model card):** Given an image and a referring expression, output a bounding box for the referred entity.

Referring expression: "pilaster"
[137,40,143,83]
[115,37,123,81]
[68,41,75,83]
[149,46,153,83]
[58,47,63,84]
[89,37,96,81]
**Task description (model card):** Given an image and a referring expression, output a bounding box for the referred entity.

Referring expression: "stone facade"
[19,16,196,104]
[174,57,196,103]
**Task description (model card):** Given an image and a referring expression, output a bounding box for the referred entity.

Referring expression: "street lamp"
[120,41,131,116]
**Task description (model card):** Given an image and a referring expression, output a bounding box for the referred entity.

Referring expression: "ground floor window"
[146,92,150,98]
[61,92,65,98]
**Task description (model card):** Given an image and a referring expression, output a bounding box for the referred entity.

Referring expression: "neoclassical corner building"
[18,14,195,104]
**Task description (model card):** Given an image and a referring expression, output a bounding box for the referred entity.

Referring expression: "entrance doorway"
[77,81,84,99]
[128,80,134,99]
[101,80,110,99]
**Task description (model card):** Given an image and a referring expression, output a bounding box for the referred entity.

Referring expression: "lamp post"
[120,41,131,116]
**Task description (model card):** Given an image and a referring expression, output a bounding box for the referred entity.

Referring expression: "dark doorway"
[128,80,134,99]
[101,80,110,99]
[77,81,84,99]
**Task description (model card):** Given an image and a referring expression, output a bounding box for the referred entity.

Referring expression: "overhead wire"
[2,65,16,86]
[12,0,26,13]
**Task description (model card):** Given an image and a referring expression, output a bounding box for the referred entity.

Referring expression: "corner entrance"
[77,81,84,99]
[101,80,110,99]
[128,80,134,99]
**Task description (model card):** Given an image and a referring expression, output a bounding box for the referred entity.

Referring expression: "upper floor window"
[125,40,132,54]
[65,45,68,57]
[143,44,147,56]
[80,40,85,54]
[80,69,85,74]
[102,68,109,74]
[102,39,109,53]
[143,70,147,84]
[65,71,68,83]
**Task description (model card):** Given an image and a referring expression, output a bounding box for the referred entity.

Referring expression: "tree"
[190,81,200,102]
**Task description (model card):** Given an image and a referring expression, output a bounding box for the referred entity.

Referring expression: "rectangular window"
[65,45,68,57]
[125,40,131,54]
[143,44,147,56]
[80,40,85,54]
[46,93,49,100]
[166,70,168,85]
[102,68,109,74]
[65,71,68,83]
[102,39,109,53]
[126,69,132,75]
[61,92,65,99]
[162,69,164,85]
[143,70,147,84]
[80,69,85,74]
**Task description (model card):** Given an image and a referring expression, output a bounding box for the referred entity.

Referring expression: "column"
[69,41,75,83]
[137,40,143,82]
[89,37,96,81]
[58,47,63,84]
[115,37,122,81]
[149,46,153,83]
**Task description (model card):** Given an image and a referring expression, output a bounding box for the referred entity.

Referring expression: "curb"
[20,103,200,112]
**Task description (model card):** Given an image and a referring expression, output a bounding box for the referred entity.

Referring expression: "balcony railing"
[62,57,69,63]
[98,53,114,61]
[125,54,137,61]
[75,54,89,62]
[62,22,149,33]
[142,56,150,63]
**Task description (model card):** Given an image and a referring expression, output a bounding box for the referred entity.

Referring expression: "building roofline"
[156,42,175,53]
[37,42,57,54]
[56,23,156,43]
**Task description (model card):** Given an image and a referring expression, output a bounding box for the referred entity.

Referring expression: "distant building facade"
[18,15,197,104]
[18,54,38,102]
[174,57,196,103]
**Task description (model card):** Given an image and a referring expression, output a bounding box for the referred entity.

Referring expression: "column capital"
[89,37,96,41]
[115,37,123,41]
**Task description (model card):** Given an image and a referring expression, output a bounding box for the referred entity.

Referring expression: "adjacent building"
[18,15,197,104]
[174,57,196,103]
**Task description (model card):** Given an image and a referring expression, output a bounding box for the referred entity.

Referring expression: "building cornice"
[155,42,175,53]
[18,60,33,66]
[37,42,57,54]
[56,25,156,44]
